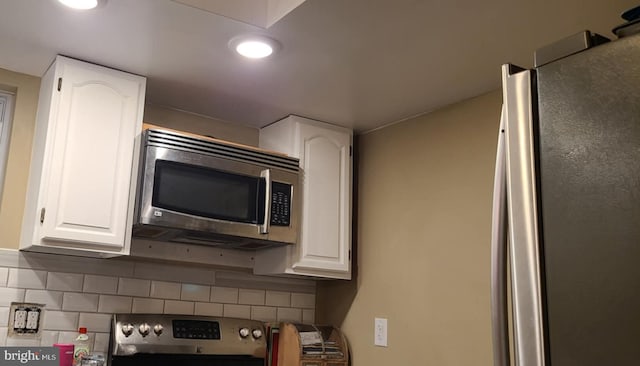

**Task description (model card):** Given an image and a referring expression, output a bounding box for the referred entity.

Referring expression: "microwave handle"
[260,169,271,234]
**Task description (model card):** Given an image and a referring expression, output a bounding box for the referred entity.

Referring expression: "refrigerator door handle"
[491,105,510,366]
[502,64,546,366]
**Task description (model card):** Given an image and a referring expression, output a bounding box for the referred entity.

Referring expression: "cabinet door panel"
[255,116,352,278]
[41,63,142,248]
[295,123,351,272]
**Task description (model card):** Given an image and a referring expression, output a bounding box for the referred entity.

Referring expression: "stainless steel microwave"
[133,128,299,250]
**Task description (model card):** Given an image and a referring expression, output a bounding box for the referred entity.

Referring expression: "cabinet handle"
[39,208,46,224]
[57,78,62,92]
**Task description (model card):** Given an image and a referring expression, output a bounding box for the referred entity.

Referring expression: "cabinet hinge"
[57,78,62,92]
[348,250,351,260]
[39,208,45,224]
[349,146,352,156]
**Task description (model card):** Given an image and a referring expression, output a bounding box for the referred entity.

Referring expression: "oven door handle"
[260,169,271,234]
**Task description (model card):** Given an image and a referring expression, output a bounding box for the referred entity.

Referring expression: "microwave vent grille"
[145,129,299,173]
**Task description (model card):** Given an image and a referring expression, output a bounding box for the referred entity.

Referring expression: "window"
[0,91,15,200]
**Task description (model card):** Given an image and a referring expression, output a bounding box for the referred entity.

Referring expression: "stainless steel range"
[109,314,266,366]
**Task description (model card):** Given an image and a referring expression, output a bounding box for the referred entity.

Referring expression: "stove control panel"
[173,319,221,339]
[111,314,267,357]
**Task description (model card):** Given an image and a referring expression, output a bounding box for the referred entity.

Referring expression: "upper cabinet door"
[38,57,145,250]
[255,115,353,279]
[294,121,352,273]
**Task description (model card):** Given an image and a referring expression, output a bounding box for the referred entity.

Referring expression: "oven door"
[111,354,265,366]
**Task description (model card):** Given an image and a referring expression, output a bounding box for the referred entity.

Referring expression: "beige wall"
[317,90,501,365]
[0,68,259,250]
[0,69,40,250]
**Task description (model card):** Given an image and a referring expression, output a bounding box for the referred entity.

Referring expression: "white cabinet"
[21,56,146,256]
[254,115,352,279]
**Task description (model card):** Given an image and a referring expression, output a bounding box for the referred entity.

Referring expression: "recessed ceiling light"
[57,0,99,10]
[237,41,273,59]
[229,35,281,59]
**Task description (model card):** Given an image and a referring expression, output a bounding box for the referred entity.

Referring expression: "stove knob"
[239,327,250,338]
[153,324,164,336]
[139,323,151,337]
[121,323,134,337]
[252,329,263,339]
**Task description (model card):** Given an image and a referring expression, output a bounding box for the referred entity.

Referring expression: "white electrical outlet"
[9,303,44,338]
[26,310,40,330]
[13,309,27,329]
[374,317,388,347]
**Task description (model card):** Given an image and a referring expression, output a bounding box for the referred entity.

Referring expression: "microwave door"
[137,146,269,241]
[152,160,264,224]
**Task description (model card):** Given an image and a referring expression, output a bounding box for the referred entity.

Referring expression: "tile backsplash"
[0,249,316,354]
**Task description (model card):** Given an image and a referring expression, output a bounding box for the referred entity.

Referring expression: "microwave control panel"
[270,182,292,226]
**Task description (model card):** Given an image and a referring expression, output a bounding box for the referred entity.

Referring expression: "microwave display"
[153,160,266,224]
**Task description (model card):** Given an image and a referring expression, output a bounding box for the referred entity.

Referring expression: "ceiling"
[0,0,635,133]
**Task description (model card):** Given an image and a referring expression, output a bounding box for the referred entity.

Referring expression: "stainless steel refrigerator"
[491,23,640,366]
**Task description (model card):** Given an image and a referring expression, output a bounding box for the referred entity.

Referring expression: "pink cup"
[53,343,74,366]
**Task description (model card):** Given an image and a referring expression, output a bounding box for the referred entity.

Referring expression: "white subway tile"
[216,270,316,293]
[265,291,291,307]
[181,284,210,302]
[134,262,216,285]
[291,293,315,309]
[98,295,132,313]
[194,302,223,317]
[0,288,25,306]
[0,268,9,286]
[0,307,9,327]
[43,311,79,331]
[61,331,98,346]
[15,251,134,278]
[47,272,83,292]
[150,281,181,300]
[132,298,164,314]
[277,308,302,323]
[83,275,118,294]
[7,268,47,289]
[93,333,110,355]
[0,250,19,268]
[40,330,59,346]
[118,278,150,297]
[238,289,265,305]
[62,292,99,312]
[302,309,315,324]
[79,313,112,332]
[57,331,79,344]
[6,337,41,346]
[25,290,63,310]
[164,300,194,315]
[210,287,238,304]
[251,306,277,322]
[223,304,250,319]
